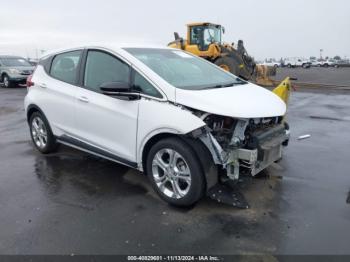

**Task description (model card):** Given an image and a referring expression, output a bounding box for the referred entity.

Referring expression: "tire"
[2,74,14,88]
[324,63,328,68]
[146,137,205,206]
[287,64,292,68]
[29,111,58,154]
[214,56,240,75]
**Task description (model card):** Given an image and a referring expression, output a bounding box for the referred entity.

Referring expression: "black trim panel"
[58,135,138,168]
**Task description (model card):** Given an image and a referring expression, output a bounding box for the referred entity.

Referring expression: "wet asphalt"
[0,84,349,255]
[275,67,350,86]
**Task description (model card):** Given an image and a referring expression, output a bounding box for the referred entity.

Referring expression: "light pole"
[320,49,323,59]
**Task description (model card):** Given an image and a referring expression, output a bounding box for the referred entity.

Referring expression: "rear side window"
[84,50,130,92]
[50,50,82,84]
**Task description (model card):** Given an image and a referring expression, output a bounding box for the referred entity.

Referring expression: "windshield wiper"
[203,80,247,90]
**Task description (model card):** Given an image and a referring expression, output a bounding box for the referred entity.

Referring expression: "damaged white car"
[25,45,289,206]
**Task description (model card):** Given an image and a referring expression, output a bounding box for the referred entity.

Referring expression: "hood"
[18,66,35,71]
[175,82,286,118]
[5,66,35,71]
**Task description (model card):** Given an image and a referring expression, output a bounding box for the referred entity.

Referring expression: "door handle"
[78,96,89,103]
[39,83,47,88]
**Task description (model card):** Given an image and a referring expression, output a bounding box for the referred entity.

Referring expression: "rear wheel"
[29,111,57,154]
[2,74,14,88]
[146,137,205,206]
[214,56,239,75]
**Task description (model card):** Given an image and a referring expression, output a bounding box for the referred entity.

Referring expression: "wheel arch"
[1,72,8,81]
[140,130,218,191]
[140,131,179,173]
[26,104,45,123]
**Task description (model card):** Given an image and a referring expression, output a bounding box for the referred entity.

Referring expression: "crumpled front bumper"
[226,124,290,178]
[198,123,290,180]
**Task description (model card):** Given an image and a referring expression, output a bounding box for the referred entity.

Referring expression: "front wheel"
[146,137,205,206]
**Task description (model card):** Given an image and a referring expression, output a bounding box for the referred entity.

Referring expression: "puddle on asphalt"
[34,153,148,198]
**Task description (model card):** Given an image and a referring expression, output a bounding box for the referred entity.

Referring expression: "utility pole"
[320,49,323,59]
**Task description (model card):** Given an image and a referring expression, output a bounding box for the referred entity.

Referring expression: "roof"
[40,43,172,59]
[186,22,221,27]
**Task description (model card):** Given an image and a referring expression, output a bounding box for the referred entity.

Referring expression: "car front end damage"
[190,113,290,207]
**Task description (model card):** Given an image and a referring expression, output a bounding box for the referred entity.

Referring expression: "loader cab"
[187,23,223,51]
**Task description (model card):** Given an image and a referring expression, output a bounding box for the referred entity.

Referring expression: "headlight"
[9,68,21,74]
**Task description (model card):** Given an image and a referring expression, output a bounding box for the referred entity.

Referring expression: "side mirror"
[100,82,140,100]
[100,81,130,92]
[222,27,225,34]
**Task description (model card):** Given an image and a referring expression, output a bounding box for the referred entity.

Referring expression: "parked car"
[284,57,310,68]
[262,60,280,68]
[0,55,35,87]
[310,59,320,67]
[25,45,289,206]
[316,59,338,68]
[336,59,350,67]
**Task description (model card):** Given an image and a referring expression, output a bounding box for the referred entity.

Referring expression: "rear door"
[36,50,82,136]
[74,49,139,163]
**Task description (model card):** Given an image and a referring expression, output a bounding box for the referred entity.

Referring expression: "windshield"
[1,57,32,67]
[204,26,221,45]
[124,48,246,90]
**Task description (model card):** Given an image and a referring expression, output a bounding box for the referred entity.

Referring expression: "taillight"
[26,75,34,87]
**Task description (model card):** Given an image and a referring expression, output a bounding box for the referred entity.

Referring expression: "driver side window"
[84,50,130,92]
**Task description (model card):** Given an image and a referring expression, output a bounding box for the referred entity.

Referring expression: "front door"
[75,49,139,163]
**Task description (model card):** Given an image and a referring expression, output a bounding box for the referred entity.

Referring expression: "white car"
[262,60,280,67]
[317,59,338,67]
[284,58,310,68]
[24,45,289,206]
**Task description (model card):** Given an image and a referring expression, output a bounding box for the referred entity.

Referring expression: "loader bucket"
[255,64,276,86]
[272,77,292,106]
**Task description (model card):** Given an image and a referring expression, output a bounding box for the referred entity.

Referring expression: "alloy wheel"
[152,148,192,199]
[31,116,48,149]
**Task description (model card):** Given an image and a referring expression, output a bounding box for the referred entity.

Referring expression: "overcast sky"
[1,0,349,60]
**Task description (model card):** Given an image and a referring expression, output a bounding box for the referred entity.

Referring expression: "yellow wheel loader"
[168,22,255,81]
[168,22,291,105]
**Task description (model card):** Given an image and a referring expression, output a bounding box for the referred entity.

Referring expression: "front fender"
[136,99,205,165]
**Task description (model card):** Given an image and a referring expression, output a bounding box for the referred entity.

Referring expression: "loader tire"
[215,57,240,76]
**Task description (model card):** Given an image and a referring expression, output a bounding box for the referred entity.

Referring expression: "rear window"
[50,50,82,84]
